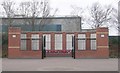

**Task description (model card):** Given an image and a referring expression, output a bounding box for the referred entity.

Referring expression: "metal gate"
[39,34,76,59]
[42,36,46,59]
[72,36,75,59]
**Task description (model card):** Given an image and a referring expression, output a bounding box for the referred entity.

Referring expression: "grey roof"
[1,16,81,19]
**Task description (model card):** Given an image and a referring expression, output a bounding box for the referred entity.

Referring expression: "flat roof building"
[1,17,81,32]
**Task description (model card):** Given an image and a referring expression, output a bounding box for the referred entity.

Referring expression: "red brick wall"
[8,27,42,58]
[8,27,109,59]
[75,48,109,58]
[75,27,109,58]
[8,48,42,58]
[86,32,90,50]
[62,32,66,50]
[51,32,55,50]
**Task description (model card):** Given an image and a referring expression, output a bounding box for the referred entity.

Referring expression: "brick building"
[7,17,109,59]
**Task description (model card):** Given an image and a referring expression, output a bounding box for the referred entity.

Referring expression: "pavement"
[2,57,118,71]
[0,58,2,73]
[0,49,2,57]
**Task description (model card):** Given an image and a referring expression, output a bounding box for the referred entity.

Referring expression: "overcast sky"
[0,0,119,36]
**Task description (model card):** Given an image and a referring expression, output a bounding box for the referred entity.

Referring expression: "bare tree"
[38,0,50,31]
[37,0,58,31]
[34,0,58,31]
[87,2,113,29]
[18,0,58,31]
[2,0,58,30]
[2,0,15,26]
[118,1,120,33]
[17,0,46,30]
[111,8,119,32]
[18,2,31,25]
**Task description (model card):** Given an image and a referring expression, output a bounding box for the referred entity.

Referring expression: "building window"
[31,34,39,50]
[21,34,27,50]
[78,34,86,50]
[90,33,96,50]
[66,34,74,50]
[55,34,62,50]
[43,34,51,50]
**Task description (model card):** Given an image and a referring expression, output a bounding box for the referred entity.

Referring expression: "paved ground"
[2,57,118,71]
[0,49,2,57]
[0,58,2,73]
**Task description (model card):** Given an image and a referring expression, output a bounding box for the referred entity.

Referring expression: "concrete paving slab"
[2,57,118,71]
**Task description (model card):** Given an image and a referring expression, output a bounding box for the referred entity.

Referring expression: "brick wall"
[8,27,42,58]
[75,27,109,58]
[8,27,109,59]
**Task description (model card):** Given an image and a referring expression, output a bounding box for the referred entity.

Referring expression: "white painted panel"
[78,34,86,38]
[91,40,96,50]
[21,39,26,50]
[32,40,39,50]
[31,34,39,39]
[90,33,96,50]
[78,40,86,50]
[21,34,27,50]
[91,33,96,38]
[31,34,39,50]
[66,34,74,50]
[78,34,86,50]
[55,34,62,50]
[21,34,26,38]
[43,34,51,50]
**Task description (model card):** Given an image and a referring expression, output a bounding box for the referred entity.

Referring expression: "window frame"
[55,34,62,50]
[31,34,40,51]
[66,34,74,50]
[78,34,86,50]
[20,34,27,51]
[90,33,97,50]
